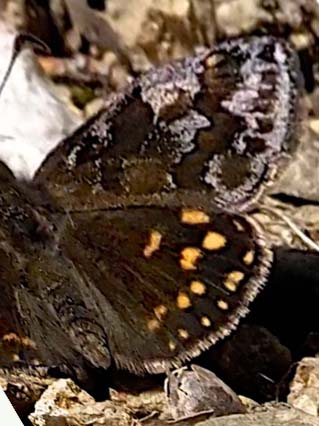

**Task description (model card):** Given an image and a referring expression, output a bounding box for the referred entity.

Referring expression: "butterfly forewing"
[34,36,301,213]
[59,207,272,373]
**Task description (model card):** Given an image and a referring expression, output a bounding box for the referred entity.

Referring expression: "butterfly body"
[0,36,301,379]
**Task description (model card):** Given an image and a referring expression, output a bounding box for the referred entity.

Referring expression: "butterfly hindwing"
[58,206,272,373]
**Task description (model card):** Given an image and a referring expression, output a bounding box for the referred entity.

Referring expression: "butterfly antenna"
[0,33,50,97]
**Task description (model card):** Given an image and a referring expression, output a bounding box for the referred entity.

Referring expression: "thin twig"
[260,205,319,253]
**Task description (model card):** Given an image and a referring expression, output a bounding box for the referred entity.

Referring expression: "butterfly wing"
[34,36,301,212]
[0,36,300,380]
[58,206,272,374]
[31,36,298,373]
[0,170,110,374]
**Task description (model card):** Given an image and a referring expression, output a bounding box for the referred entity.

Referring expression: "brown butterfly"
[0,36,301,385]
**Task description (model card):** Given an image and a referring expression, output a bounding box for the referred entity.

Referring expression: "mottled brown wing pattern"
[59,207,272,373]
[34,36,301,213]
[0,36,301,378]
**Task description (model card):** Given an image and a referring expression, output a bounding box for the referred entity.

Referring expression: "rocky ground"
[0,1,319,425]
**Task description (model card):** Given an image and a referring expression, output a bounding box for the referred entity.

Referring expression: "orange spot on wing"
[181,209,210,225]
[178,329,189,339]
[169,340,177,351]
[190,280,206,295]
[217,299,229,310]
[154,305,168,320]
[202,232,226,251]
[243,250,255,265]
[177,291,192,309]
[180,247,202,270]
[143,230,162,258]
[147,319,160,331]
[224,271,245,292]
[201,316,211,327]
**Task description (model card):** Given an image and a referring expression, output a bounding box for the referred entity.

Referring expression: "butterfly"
[0,36,301,385]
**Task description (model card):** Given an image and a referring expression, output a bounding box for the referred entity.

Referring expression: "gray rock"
[288,357,319,416]
[273,124,319,202]
[29,378,132,426]
[0,367,53,421]
[0,22,80,179]
[196,405,319,426]
[165,365,246,422]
